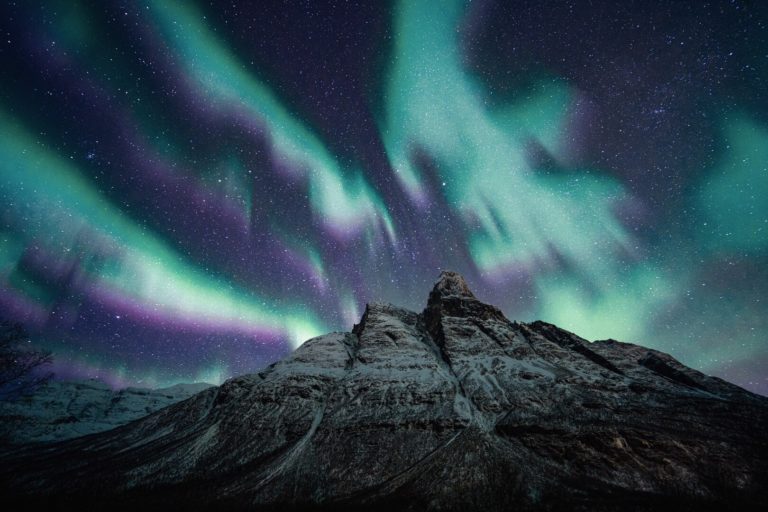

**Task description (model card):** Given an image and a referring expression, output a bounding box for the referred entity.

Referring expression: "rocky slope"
[1,272,767,511]
[0,379,212,444]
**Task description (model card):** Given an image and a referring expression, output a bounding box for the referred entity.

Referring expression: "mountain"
[1,272,767,511]
[0,379,213,444]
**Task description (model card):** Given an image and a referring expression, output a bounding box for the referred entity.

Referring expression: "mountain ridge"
[0,379,213,444]
[1,271,767,511]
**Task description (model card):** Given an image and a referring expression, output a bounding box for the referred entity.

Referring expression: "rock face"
[1,271,767,511]
[0,380,213,444]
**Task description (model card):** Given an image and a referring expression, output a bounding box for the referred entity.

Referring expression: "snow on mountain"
[0,379,213,444]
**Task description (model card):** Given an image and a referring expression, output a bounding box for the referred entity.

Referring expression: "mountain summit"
[431,270,476,298]
[2,273,767,511]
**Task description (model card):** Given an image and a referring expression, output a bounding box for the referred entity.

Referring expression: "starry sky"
[0,1,766,394]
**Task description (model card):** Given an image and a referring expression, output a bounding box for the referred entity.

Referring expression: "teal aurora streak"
[0,0,766,393]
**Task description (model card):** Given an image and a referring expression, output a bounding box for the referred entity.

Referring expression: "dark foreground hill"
[1,272,767,511]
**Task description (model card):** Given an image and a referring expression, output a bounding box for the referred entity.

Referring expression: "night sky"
[1,1,766,394]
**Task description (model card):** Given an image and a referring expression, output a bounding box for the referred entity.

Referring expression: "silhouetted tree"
[0,321,52,400]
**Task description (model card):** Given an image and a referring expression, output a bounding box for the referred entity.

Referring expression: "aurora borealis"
[0,1,766,394]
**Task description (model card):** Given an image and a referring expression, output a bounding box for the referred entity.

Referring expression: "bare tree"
[0,321,52,400]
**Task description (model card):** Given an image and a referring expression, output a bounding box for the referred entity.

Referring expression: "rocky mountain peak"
[352,301,418,336]
[431,271,476,299]
[425,272,506,341]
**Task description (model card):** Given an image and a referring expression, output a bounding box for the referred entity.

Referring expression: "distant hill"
[0,379,213,444]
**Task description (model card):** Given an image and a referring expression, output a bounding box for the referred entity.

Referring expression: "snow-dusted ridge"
[1,271,767,511]
[0,379,213,444]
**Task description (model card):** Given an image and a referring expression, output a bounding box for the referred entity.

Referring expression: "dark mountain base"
[2,487,764,512]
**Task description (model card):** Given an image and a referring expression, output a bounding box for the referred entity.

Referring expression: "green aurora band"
[148,0,396,242]
[382,0,632,282]
[0,110,327,351]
